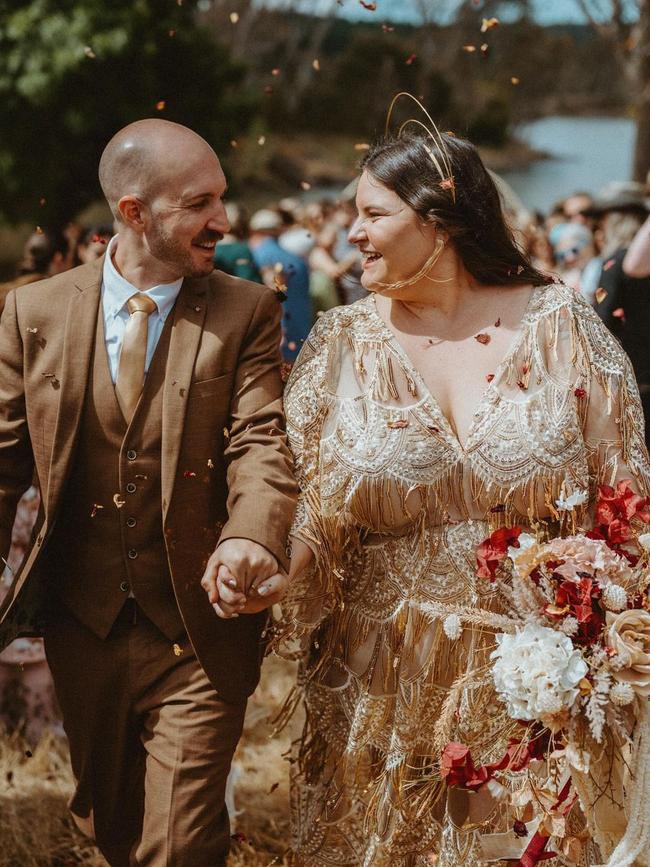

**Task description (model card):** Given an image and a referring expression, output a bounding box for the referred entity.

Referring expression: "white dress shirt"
[101,236,184,383]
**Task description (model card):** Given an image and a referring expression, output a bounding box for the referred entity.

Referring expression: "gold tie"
[115,292,158,423]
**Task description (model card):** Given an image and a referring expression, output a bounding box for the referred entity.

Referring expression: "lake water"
[501,116,636,214]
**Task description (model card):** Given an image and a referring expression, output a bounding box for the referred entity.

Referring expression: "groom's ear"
[117,195,146,231]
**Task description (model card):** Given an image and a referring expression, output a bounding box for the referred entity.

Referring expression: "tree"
[0,0,254,227]
[573,0,650,181]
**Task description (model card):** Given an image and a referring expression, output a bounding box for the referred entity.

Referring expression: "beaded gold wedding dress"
[280,283,650,866]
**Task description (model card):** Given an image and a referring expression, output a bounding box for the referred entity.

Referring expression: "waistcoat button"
[126,517,137,528]
[127,449,137,461]
[128,549,138,560]
[120,581,130,593]
[126,482,136,494]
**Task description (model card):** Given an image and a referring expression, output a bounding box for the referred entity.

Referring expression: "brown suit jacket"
[0,257,298,700]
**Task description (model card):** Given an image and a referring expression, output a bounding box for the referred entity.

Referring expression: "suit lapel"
[46,259,103,517]
[161,276,208,522]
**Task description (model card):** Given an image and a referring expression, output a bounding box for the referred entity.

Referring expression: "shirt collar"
[102,235,184,321]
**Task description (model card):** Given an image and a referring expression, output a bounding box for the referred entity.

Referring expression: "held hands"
[201,537,287,619]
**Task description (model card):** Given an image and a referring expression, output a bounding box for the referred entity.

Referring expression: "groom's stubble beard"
[147,219,219,279]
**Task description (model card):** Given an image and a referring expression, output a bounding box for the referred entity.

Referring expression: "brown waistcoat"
[48,308,184,641]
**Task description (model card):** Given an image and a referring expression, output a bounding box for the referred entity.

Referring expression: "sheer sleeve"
[280,308,346,636]
[574,295,650,495]
[284,311,335,548]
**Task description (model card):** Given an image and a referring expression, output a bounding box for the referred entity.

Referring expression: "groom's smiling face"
[144,151,231,279]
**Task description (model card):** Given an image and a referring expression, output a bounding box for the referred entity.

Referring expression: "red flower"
[596,480,650,527]
[476,526,522,579]
[590,480,650,555]
[554,578,604,644]
[441,732,549,792]
[441,742,486,789]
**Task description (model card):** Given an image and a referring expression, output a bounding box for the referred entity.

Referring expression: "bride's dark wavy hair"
[360,133,551,287]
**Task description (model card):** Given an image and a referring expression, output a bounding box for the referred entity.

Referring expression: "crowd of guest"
[514,181,650,446]
[0,175,650,744]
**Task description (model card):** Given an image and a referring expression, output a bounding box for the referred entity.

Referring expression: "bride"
[280,129,650,865]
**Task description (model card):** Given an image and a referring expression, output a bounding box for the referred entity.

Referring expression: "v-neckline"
[366,286,543,452]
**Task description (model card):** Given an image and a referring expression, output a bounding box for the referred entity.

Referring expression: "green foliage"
[467,97,510,147]
[263,31,454,140]
[0,0,255,226]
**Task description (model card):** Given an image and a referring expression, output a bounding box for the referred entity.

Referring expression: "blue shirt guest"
[248,209,313,362]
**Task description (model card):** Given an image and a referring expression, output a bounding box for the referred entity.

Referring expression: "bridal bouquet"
[440,480,650,867]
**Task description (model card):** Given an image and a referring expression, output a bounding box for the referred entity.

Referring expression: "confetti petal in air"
[359,0,377,9]
[481,17,500,32]
[312,58,321,71]
[273,274,289,301]
[156,100,166,111]
[463,45,477,53]
[354,143,370,151]
[382,24,395,33]
[475,333,491,345]
[603,258,616,271]
[271,68,281,76]
[230,139,238,148]
[300,181,311,191]
[84,46,96,59]
[405,53,417,65]
[258,135,266,145]
[595,287,608,304]
[510,77,520,85]
[612,307,626,320]
[169,29,176,37]
[229,11,239,23]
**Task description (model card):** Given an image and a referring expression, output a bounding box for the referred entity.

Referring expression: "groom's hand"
[212,564,289,619]
[200,538,278,614]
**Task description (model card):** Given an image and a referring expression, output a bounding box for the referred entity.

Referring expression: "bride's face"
[348,170,439,293]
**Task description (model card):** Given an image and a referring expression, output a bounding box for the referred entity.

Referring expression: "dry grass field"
[0,655,298,867]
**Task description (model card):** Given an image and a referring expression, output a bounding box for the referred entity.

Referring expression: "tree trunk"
[633,0,650,182]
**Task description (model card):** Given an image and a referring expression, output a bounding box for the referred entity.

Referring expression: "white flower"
[491,623,588,722]
[443,614,462,641]
[609,681,635,707]
[507,532,537,564]
[639,533,650,552]
[555,489,589,512]
[602,583,628,612]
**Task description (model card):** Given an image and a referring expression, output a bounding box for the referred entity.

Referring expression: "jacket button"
[126,517,137,528]
[128,549,138,560]
[126,482,136,494]
[127,449,137,461]
[120,581,130,593]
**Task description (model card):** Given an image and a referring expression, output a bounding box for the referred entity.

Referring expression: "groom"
[0,120,297,866]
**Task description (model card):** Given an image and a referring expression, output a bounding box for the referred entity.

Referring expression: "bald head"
[99,119,218,220]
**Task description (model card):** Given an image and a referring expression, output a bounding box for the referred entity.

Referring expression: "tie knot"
[127,293,157,317]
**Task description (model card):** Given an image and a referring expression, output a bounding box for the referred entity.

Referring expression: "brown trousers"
[44,602,246,867]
